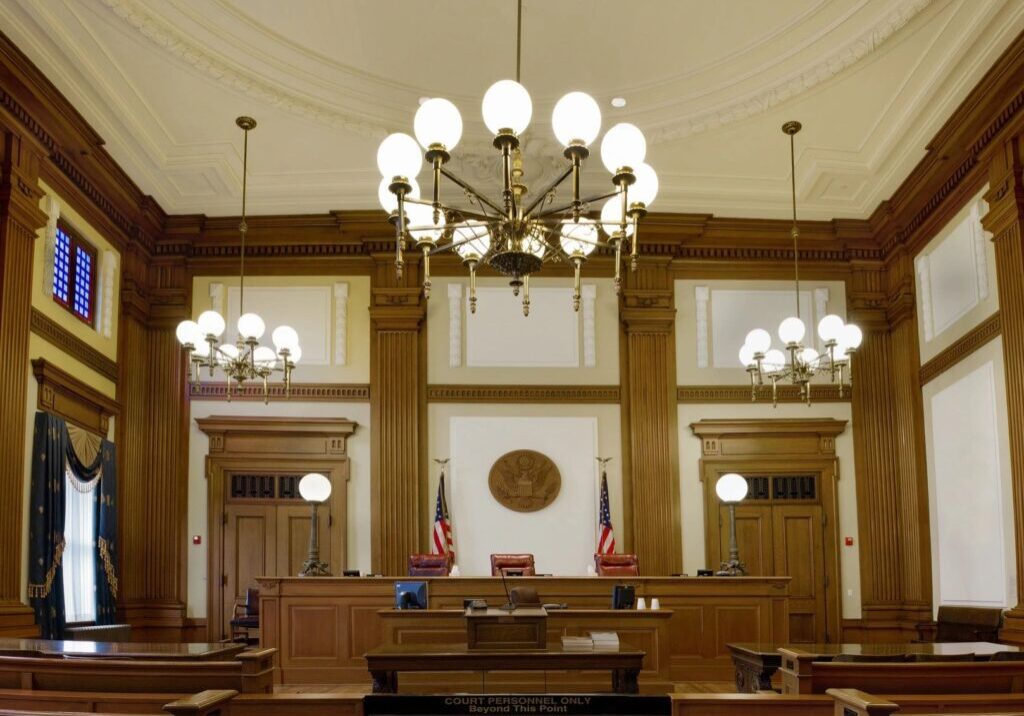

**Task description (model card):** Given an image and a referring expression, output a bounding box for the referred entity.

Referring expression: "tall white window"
[63,467,97,623]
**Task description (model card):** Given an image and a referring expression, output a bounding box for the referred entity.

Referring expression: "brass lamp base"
[299,559,331,578]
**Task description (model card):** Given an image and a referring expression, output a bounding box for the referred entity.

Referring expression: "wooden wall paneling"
[918,312,1001,385]
[0,118,47,635]
[31,358,118,435]
[620,257,682,575]
[369,251,426,575]
[981,131,1024,643]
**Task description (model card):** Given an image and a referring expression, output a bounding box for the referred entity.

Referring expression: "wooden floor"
[272,681,737,695]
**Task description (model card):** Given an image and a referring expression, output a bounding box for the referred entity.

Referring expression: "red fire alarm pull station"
[844,536,854,546]
[192,535,202,545]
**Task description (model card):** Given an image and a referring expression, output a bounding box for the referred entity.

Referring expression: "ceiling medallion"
[738,121,863,407]
[174,117,302,403]
[377,0,658,316]
[488,449,561,513]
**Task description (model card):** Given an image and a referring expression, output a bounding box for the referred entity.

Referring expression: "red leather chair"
[408,553,453,576]
[490,553,536,576]
[595,553,639,577]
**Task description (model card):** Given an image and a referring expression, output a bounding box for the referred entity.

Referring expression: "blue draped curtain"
[28,412,118,638]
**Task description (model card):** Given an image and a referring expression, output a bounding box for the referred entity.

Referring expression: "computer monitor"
[611,584,635,610]
[502,569,525,577]
[394,581,427,610]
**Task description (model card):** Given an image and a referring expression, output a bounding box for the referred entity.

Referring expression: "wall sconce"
[298,472,332,577]
[715,473,749,576]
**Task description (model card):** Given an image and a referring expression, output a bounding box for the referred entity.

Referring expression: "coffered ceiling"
[2,0,1022,219]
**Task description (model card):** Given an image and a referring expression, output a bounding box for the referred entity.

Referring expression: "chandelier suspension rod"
[788,126,799,320]
[515,0,523,83]
[439,166,505,216]
[239,120,250,315]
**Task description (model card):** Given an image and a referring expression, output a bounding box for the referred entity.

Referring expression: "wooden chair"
[594,553,639,577]
[906,651,976,662]
[408,553,453,576]
[229,588,260,645]
[917,605,1003,642]
[490,554,536,576]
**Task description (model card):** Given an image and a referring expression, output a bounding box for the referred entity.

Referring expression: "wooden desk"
[365,643,645,695]
[0,638,245,661]
[257,575,789,684]
[465,607,547,649]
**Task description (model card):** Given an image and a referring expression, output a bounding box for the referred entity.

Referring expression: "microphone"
[499,568,514,612]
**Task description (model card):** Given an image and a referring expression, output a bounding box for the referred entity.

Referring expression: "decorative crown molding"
[29,308,118,383]
[427,384,621,404]
[677,383,851,404]
[188,382,369,402]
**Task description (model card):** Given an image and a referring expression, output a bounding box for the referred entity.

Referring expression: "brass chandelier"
[175,117,301,402]
[377,0,658,316]
[738,121,863,406]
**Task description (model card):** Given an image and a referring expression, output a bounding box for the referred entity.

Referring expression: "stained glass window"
[51,222,97,327]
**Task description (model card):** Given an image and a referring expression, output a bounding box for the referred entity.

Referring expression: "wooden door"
[772,504,826,643]
[222,505,277,639]
[276,504,331,577]
[718,504,774,575]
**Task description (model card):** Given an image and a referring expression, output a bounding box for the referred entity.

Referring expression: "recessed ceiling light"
[611,97,627,108]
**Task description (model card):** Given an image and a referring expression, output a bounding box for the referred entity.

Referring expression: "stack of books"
[590,631,620,652]
[560,635,594,652]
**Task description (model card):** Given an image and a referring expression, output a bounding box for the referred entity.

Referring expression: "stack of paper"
[589,631,620,652]
[560,635,594,652]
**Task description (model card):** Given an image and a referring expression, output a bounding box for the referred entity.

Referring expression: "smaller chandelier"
[175,117,301,402]
[739,121,863,406]
[376,1,657,316]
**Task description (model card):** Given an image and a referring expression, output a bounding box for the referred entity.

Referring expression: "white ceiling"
[3,0,1022,220]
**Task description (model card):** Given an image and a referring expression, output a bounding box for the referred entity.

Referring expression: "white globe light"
[376,133,422,179]
[237,312,265,341]
[481,80,532,135]
[763,348,786,373]
[778,316,806,345]
[414,98,463,150]
[218,343,239,365]
[600,122,646,174]
[405,202,446,243]
[453,221,491,260]
[253,345,277,369]
[745,328,772,355]
[800,347,820,365]
[841,323,863,350]
[193,339,211,358]
[176,320,201,347]
[599,197,634,238]
[298,472,332,503]
[715,473,749,503]
[738,344,757,367]
[551,91,602,147]
[197,310,226,338]
[287,344,302,364]
[272,325,299,352]
[378,177,420,214]
[817,314,845,343]
[559,219,598,256]
[630,163,659,207]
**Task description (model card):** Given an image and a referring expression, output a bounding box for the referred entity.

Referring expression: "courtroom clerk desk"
[378,608,671,693]
[0,638,245,660]
[256,575,789,684]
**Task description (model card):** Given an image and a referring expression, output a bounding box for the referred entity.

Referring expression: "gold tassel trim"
[98,536,118,599]
[28,538,65,599]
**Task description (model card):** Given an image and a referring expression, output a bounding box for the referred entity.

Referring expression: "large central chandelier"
[738,121,863,406]
[175,117,302,402]
[377,0,657,316]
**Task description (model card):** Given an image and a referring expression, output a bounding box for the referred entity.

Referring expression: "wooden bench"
[671,690,1024,716]
[0,689,236,716]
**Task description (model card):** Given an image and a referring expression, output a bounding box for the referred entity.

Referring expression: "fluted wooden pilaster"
[620,257,682,575]
[0,125,46,634]
[981,134,1024,641]
[369,254,425,575]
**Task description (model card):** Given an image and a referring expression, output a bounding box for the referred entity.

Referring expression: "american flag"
[431,468,454,556]
[597,465,615,555]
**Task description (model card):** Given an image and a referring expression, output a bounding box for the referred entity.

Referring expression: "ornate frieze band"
[677,383,851,403]
[427,384,621,404]
[29,308,118,383]
[189,382,369,401]
[919,311,1001,385]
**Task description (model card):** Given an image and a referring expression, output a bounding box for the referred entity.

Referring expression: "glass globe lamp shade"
[377,176,420,214]
[192,339,211,358]
[715,473,749,503]
[551,91,602,147]
[176,320,201,346]
[298,472,332,503]
[738,344,757,368]
[405,202,446,243]
[817,314,845,343]
[197,310,226,338]
[799,347,820,365]
[453,222,491,260]
[481,80,532,135]
[841,323,863,350]
[272,325,299,352]
[218,343,239,366]
[376,133,422,179]
[745,328,772,355]
[599,197,635,238]
[763,348,786,374]
[237,312,266,341]
[778,316,806,345]
[414,98,463,150]
[600,122,646,174]
[253,345,277,369]
[559,219,598,256]
[630,163,659,206]
[287,345,302,364]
